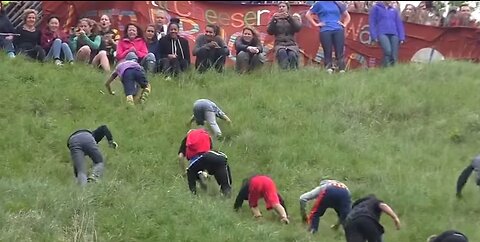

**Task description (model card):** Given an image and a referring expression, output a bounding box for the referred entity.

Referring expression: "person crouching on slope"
[344,194,401,242]
[105,55,151,105]
[234,175,289,224]
[188,98,231,138]
[456,154,480,198]
[427,230,468,242]
[299,179,351,234]
[178,128,232,197]
[67,125,118,186]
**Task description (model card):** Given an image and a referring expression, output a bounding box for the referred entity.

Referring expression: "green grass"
[1,55,479,242]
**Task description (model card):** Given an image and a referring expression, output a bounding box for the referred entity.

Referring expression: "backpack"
[185,129,211,160]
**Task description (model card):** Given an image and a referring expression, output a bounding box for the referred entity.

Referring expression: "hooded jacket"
[116,37,149,60]
[369,2,405,41]
[158,34,191,64]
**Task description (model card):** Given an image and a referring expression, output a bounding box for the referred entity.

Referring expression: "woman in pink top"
[116,23,157,73]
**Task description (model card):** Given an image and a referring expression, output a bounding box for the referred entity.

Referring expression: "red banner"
[42,1,480,69]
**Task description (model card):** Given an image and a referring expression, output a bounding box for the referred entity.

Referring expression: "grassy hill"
[0,55,479,242]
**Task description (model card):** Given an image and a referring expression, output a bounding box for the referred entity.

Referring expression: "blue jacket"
[369,2,405,41]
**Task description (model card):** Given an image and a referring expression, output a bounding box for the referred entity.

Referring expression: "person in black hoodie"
[427,230,468,242]
[14,9,45,61]
[67,125,118,186]
[344,194,401,242]
[0,1,16,57]
[158,18,190,78]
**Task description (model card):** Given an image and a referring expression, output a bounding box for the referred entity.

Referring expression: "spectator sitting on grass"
[40,16,74,65]
[116,23,157,73]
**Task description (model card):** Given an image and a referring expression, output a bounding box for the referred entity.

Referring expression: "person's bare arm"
[340,10,351,27]
[105,72,118,95]
[379,203,401,230]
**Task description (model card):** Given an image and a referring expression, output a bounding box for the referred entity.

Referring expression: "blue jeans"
[320,29,345,70]
[276,48,298,70]
[0,36,15,54]
[125,52,157,73]
[46,39,74,62]
[121,68,148,96]
[309,186,351,233]
[378,34,399,67]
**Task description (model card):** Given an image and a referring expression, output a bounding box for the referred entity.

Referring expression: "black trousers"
[194,48,227,73]
[344,216,384,242]
[187,151,232,197]
[160,57,189,76]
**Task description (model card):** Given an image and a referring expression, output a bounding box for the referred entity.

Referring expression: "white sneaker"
[7,52,15,58]
[55,60,63,66]
[326,68,334,74]
[339,70,346,73]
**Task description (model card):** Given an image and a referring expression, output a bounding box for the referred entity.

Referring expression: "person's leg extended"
[70,146,87,186]
[84,142,104,182]
[121,69,138,104]
[378,34,393,67]
[332,30,346,71]
[205,110,222,137]
[308,189,329,233]
[276,48,289,70]
[389,35,400,66]
[204,151,231,197]
[287,50,298,69]
[133,68,151,103]
[320,31,334,71]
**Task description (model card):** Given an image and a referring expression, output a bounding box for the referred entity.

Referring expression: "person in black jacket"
[344,194,401,242]
[0,1,16,57]
[158,18,190,77]
[14,9,45,61]
[234,26,265,73]
[427,230,468,242]
[455,154,480,198]
[67,125,118,186]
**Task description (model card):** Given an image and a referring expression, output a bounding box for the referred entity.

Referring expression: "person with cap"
[234,175,289,224]
[456,154,480,198]
[299,179,351,234]
[343,194,401,242]
[427,230,468,242]
[188,98,231,138]
[67,125,118,186]
[105,54,152,105]
[178,128,232,197]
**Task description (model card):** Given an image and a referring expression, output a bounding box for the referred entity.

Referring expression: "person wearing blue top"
[306,1,350,74]
[369,1,405,67]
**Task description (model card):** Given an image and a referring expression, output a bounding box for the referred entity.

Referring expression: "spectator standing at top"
[369,1,405,67]
[234,26,265,74]
[14,9,45,62]
[40,16,74,65]
[306,1,350,73]
[267,1,302,70]
[0,1,16,58]
[116,23,157,73]
[192,24,230,73]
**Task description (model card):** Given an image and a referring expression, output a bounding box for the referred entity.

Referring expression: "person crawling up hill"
[105,54,151,105]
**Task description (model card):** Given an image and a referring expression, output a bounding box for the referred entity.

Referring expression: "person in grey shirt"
[192,24,230,73]
[67,125,118,186]
[299,179,351,234]
[456,154,480,198]
[189,99,231,138]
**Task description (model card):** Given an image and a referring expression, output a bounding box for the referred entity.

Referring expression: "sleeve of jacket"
[158,38,168,59]
[456,165,474,195]
[395,11,406,41]
[192,35,208,56]
[182,38,191,65]
[234,183,249,210]
[256,40,264,53]
[40,30,51,50]
[267,18,277,35]
[235,36,248,54]
[288,16,302,33]
[136,39,149,57]
[116,40,129,60]
[215,36,230,56]
[368,6,378,40]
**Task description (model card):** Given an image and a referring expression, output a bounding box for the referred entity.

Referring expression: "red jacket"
[116,37,149,60]
[40,27,68,51]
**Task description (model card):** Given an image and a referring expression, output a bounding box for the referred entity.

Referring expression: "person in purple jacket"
[369,1,405,67]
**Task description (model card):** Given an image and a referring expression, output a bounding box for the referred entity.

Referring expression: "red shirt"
[248,175,280,209]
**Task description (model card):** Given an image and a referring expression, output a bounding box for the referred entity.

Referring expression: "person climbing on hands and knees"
[105,54,151,105]
[67,125,118,186]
